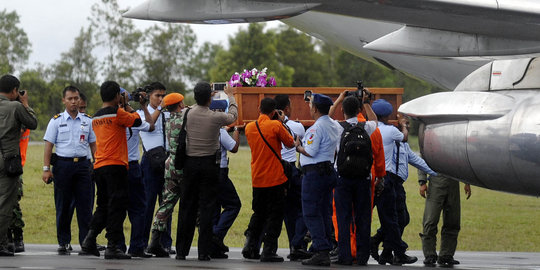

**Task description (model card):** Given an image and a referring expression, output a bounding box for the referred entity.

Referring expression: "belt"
[57,156,87,162]
[302,161,333,173]
[129,160,139,165]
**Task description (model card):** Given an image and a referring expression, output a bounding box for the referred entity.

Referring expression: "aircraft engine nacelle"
[400,58,540,196]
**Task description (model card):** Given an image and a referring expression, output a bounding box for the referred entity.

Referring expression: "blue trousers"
[374,174,410,250]
[374,173,407,255]
[284,164,308,248]
[335,176,372,263]
[213,168,241,240]
[141,155,172,249]
[53,159,93,245]
[119,161,148,253]
[301,168,337,251]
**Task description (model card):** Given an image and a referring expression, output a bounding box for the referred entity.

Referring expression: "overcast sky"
[3,0,282,69]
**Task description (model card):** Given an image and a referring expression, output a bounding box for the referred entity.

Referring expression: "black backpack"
[336,121,373,179]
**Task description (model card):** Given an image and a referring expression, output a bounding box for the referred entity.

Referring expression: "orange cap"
[163,93,184,106]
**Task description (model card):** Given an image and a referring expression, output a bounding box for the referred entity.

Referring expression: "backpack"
[336,121,373,179]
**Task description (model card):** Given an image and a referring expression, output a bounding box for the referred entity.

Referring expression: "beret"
[163,93,184,107]
[372,99,393,116]
[120,88,132,100]
[312,93,333,106]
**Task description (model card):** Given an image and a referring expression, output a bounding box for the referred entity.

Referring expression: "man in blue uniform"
[42,86,96,255]
[371,99,417,265]
[371,133,439,261]
[295,94,341,266]
[138,82,173,253]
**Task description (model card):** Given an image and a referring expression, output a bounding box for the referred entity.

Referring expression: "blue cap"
[312,93,333,106]
[210,99,228,111]
[372,99,393,116]
[120,87,132,100]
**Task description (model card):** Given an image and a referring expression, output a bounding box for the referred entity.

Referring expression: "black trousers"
[177,155,219,256]
[89,165,129,247]
[246,182,286,251]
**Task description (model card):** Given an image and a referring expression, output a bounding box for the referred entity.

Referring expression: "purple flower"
[229,73,241,87]
[256,76,267,87]
[241,70,252,83]
[267,77,276,87]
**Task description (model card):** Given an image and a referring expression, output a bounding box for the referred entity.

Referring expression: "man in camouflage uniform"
[7,128,30,253]
[146,93,185,258]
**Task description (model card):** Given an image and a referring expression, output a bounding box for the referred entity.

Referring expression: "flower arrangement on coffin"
[229,67,277,87]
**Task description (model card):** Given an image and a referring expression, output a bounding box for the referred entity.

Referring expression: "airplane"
[123,0,540,197]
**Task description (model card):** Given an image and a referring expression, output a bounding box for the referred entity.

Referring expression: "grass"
[20,139,540,252]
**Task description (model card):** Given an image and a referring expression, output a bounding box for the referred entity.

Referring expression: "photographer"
[136,82,174,254]
[242,98,295,263]
[0,75,37,256]
[116,88,155,258]
[176,82,237,260]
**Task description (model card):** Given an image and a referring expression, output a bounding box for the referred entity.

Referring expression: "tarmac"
[1,245,540,270]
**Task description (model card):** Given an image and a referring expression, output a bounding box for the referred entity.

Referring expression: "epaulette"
[53,113,61,119]
[84,113,93,118]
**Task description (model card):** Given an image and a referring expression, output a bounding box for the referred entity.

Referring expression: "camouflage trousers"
[9,177,24,230]
[151,167,182,232]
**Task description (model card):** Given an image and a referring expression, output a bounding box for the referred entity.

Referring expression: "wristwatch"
[43,166,50,172]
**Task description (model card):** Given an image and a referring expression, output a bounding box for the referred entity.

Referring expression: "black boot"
[147,230,169,257]
[370,233,382,261]
[105,244,131,260]
[241,232,260,259]
[12,228,24,253]
[378,248,393,265]
[79,229,100,257]
[289,247,311,261]
[393,253,418,265]
[302,250,331,266]
[260,241,283,262]
[6,229,14,252]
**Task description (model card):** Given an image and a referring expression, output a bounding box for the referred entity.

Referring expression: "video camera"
[346,80,374,104]
[131,86,151,103]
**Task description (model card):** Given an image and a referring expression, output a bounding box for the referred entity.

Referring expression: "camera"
[132,86,149,102]
[19,90,25,96]
[212,82,227,91]
[346,80,375,103]
[304,90,312,102]
[271,109,283,120]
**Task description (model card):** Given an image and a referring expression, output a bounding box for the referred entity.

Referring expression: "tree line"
[0,0,442,140]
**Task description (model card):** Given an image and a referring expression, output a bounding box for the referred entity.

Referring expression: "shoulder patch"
[53,113,61,119]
